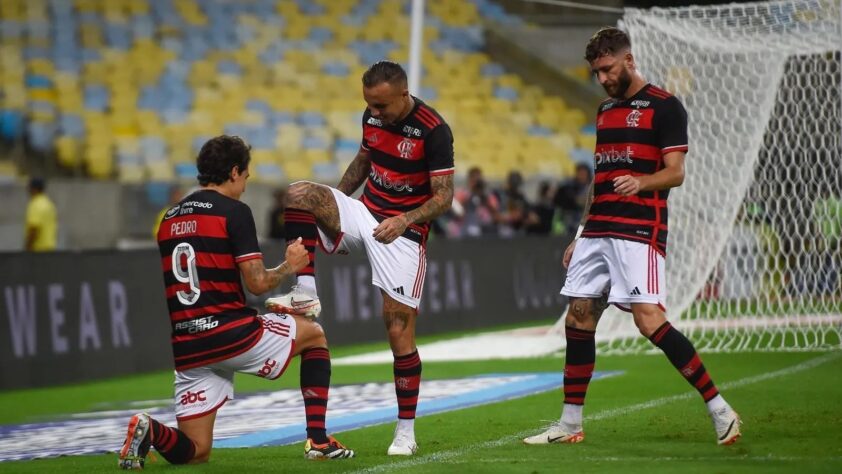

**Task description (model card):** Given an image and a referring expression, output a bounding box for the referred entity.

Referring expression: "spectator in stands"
[496,171,533,237]
[267,188,287,240]
[24,177,57,252]
[554,163,592,236]
[454,166,500,237]
[526,181,557,235]
[152,185,184,239]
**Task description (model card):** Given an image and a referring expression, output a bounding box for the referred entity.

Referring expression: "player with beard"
[523,27,741,446]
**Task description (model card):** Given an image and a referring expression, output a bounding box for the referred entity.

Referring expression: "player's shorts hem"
[173,329,263,371]
[373,279,420,309]
[269,340,296,380]
[317,231,345,255]
[176,396,229,421]
[611,300,666,313]
[560,289,605,298]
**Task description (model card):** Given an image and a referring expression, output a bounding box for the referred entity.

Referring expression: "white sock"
[706,394,728,413]
[396,419,415,438]
[296,275,317,296]
[560,403,583,431]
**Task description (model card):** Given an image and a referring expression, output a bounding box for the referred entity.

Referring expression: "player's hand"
[563,240,577,269]
[613,174,641,196]
[372,214,409,244]
[284,237,309,272]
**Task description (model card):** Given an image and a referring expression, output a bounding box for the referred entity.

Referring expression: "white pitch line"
[352,351,842,474]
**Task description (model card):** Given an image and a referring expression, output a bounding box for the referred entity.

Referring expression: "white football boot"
[265,285,321,319]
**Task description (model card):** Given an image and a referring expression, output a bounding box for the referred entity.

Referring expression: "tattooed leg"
[381,290,417,355]
[285,181,342,240]
[565,294,608,331]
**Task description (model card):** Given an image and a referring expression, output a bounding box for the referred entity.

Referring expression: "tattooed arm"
[337,149,372,196]
[371,174,454,244]
[579,180,594,227]
[563,180,594,269]
[238,238,308,294]
[403,174,454,225]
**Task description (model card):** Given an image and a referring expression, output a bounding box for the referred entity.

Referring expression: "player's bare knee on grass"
[189,447,211,464]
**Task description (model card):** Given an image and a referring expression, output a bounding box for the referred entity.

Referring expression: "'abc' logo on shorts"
[257,359,277,378]
[180,390,207,405]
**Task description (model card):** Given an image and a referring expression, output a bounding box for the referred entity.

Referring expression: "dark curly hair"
[585,27,631,63]
[196,135,251,186]
[362,60,407,88]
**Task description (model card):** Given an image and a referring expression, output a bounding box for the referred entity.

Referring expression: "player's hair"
[362,60,408,88]
[585,27,631,62]
[28,177,45,192]
[196,135,252,186]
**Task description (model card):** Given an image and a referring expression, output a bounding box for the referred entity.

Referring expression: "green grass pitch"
[1,325,841,473]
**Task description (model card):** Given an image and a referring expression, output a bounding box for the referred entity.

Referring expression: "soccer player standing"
[267,61,454,455]
[524,27,741,446]
[118,136,354,469]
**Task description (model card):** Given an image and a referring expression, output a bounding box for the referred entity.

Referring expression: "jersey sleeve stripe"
[417,106,441,126]
[662,145,688,153]
[234,252,262,263]
[415,110,436,129]
[430,167,455,176]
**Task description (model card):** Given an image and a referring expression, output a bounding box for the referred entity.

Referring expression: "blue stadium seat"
[494,86,519,101]
[59,114,85,138]
[0,111,24,139]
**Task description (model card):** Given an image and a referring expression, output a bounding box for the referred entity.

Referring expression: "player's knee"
[632,307,664,338]
[189,443,211,464]
[285,181,317,209]
[565,298,597,329]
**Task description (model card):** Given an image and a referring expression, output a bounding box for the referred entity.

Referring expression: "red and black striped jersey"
[157,189,263,371]
[583,84,688,254]
[360,97,454,243]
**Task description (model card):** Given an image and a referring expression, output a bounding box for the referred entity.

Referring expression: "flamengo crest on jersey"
[157,189,263,371]
[584,84,689,254]
[360,97,454,241]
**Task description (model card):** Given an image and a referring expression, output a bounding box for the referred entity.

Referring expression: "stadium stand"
[0,0,595,183]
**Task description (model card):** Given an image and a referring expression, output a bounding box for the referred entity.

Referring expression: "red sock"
[394,351,422,419]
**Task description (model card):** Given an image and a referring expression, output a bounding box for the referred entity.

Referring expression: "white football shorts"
[561,237,666,311]
[317,187,426,309]
[173,313,297,421]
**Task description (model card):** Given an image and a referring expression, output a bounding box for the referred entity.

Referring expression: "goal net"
[580,0,842,353]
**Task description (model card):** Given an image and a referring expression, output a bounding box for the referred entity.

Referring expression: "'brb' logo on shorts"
[180,390,207,405]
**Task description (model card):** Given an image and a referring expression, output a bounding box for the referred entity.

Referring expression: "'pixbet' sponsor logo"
[594,146,634,166]
[174,316,219,334]
[369,168,414,192]
[180,390,207,405]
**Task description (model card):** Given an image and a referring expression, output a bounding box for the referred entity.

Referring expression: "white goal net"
[584,0,842,353]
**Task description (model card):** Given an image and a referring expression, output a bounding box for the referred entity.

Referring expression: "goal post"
[560,0,842,353]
